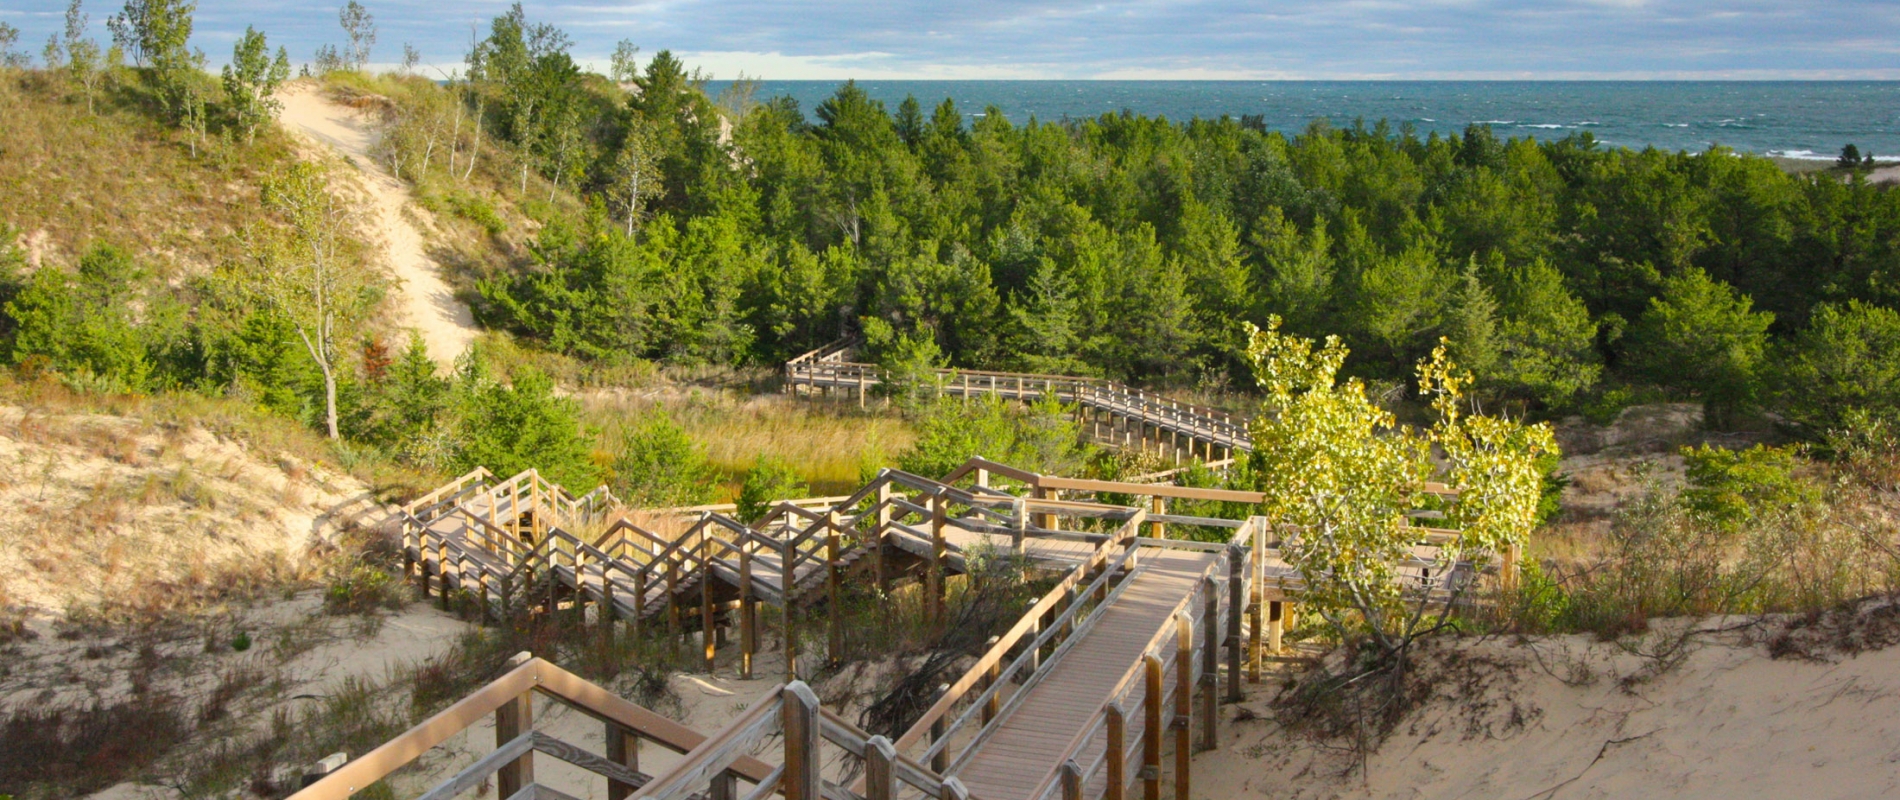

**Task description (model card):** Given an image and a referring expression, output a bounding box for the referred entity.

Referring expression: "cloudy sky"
[4,0,1898,80]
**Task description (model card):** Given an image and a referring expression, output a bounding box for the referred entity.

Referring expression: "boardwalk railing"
[785,341,1250,461]
[286,654,778,800]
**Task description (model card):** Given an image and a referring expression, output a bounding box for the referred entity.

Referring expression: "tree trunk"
[323,363,339,440]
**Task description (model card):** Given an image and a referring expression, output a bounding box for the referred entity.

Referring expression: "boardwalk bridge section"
[292,458,1484,800]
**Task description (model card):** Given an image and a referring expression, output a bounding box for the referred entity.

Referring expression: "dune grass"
[581,389,913,499]
[0,68,303,273]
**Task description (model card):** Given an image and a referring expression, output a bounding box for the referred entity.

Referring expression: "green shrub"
[1679,443,1818,530]
[737,454,806,522]
[897,393,1091,480]
[450,359,599,490]
[324,565,408,614]
[611,408,714,507]
[1776,300,1900,435]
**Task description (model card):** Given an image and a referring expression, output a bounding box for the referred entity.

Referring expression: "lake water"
[707,81,1900,159]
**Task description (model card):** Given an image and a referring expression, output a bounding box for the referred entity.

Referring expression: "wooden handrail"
[287,657,774,800]
[1022,553,1228,800]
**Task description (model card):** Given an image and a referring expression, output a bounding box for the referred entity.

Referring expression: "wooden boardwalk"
[953,548,1219,799]
[785,340,1250,461]
[376,459,1489,800]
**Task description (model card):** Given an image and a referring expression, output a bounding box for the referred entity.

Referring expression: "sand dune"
[275,82,478,368]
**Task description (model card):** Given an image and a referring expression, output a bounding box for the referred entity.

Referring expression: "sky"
[3,0,1898,80]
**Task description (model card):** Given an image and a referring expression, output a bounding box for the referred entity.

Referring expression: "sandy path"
[276,83,478,368]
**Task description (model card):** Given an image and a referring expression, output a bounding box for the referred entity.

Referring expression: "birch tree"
[221,26,289,143]
[245,162,379,439]
[1246,317,1553,659]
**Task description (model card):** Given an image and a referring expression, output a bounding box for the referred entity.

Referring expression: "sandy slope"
[1198,622,1900,800]
[275,83,478,368]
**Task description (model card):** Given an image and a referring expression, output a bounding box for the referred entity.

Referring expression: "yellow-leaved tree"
[1246,317,1555,658]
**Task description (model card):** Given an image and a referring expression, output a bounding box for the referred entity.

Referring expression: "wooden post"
[1028,617,1042,672]
[928,491,947,626]
[1200,576,1218,751]
[436,540,451,610]
[1268,601,1284,654]
[1142,654,1163,800]
[874,479,891,591]
[1060,759,1083,800]
[709,772,736,800]
[858,371,867,409]
[975,467,990,489]
[739,546,755,680]
[1012,495,1028,557]
[1106,704,1127,800]
[1174,612,1193,800]
[827,512,843,665]
[632,569,646,642]
[1226,546,1245,704]
[930,684,950,773]
[782,683,820,800]
[666,548,682,647]
[496,678,534,795]
[982,635,1002,724]
[1249,519,1264,683]
[782,537,797,680]
[700,538,716,672]
[1502,543,1522,592]
[1150,496,1166,539]
[865,735,898,800]
[606,724,640,800]
[600,576,615,642]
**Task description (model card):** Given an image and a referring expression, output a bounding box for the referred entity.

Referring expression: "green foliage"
[1679,443,1818,530]
[1245,318,1555,651]
[219,26,288,142]
[736,454,805,522]
[611,408,714,507]
[897,393,1091,481]
[450,362,598,490]
[1624,268,1773,426]
[1775,300,1900,434]
[4,243,157,392]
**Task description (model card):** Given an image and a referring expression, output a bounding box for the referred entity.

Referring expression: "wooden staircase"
[362,457,1498,800]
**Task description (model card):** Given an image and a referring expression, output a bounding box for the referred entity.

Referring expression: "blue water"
[707,81,1900,158]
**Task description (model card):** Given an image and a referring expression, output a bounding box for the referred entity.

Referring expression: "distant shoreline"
[711,80,1900,157]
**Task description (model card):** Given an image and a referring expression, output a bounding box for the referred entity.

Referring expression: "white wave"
[1664,123,1689,128]
[1767,149,1832,160]
[1525,124,1571,129]
[1476,119,1516,124]
[1420,117,1435,122]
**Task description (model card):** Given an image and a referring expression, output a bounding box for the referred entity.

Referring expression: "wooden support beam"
[874,480,891,591]
[1200,576,1218,751]
[1150,496,1167,539]
[1174,611,1193,800]
[981,636,1002,724]
[782,538,798,680]
[701,537,716,672]
[1060,759,1083,800]
[605,724,639,800]
[1249,520,1264,683]
[1226,546,1245,704]
[929,492,947,626]
[1268,601,1284,654]
[827,512,843,665]
[1142,654,1163,800]
[496,681,534,796]
[1106,704,1127,800]
[930,683,950,773]
[740,548,754,680]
